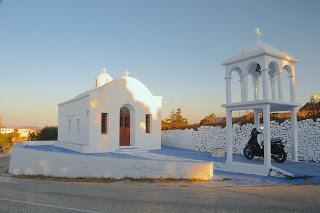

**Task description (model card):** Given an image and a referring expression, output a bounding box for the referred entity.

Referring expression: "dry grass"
[16,175,117,183]
[214,177,232,182]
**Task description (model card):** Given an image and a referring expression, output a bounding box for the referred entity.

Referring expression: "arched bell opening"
[229,67,243,103]
[248,62,262,101]
[268,62,279,100]
[280,65,295,102]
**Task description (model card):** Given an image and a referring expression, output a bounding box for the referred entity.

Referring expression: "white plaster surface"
[9,142,213,181]
[162,119,320,163]
[215,161,271,176]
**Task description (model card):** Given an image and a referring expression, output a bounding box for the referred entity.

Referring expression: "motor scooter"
[243,127,287,163]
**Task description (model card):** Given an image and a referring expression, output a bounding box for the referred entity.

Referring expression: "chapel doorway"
[120,107,130,146]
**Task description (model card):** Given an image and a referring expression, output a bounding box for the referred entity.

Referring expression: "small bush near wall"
[161,119,320,163]
[29,126,58,141]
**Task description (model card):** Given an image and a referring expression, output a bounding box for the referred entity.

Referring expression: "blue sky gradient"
[0,0,320,127]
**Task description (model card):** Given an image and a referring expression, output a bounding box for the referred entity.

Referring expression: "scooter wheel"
[273,150,287,163]
[243,147,254,160]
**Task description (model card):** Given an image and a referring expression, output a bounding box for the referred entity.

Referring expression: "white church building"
[56,69,162,153]
[9,68,212,180]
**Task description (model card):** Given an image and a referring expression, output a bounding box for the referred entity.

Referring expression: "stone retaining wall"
[161,119,320,163]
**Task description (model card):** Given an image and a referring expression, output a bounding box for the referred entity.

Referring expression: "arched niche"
[268,61,279,100]
[247,62,262,101]
[229,66,243,103]
[281,64,295,102]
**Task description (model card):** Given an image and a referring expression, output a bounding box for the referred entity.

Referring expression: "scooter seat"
[271,138,282,143]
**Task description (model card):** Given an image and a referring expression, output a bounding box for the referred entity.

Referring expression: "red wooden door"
[120,108,130,146]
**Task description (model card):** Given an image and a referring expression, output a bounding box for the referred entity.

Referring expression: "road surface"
[0,154,319,213]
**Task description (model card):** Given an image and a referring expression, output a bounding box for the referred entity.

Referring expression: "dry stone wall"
[161,119,320,163]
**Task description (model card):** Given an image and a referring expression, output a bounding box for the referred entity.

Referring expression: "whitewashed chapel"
[56,69,162,153]
[9,69,212,180]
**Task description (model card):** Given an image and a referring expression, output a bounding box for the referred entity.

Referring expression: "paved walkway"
[154,147,320,177]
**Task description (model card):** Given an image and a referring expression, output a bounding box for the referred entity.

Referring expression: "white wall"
[9,143,213,180]
[57,95,90,152]
[162,119,320,163]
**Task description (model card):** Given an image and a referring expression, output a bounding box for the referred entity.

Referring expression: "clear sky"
[0,0,320,127]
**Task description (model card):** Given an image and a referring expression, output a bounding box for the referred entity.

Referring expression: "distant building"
[17,128,35,138]
[0,126,36,138]
[0,128,14,134]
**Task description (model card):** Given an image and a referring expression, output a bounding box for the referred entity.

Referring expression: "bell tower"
[221,28,300,176]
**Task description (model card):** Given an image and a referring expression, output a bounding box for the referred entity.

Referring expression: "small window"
[77,118,80,133]
[146,114,151,133]
[101,113,108,134]
[68,119,71,133]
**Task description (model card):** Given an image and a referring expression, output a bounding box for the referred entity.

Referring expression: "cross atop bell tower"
[255,27,262,41]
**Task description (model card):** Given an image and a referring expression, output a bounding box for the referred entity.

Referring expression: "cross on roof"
[124,69,129,77]
[255,28,262,41]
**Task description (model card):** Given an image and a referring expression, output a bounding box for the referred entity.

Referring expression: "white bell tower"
[221,28,300,176]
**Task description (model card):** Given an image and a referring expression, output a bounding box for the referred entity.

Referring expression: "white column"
[263,105,271,168]
[254,110,260,129]
[277,72,283,101]
[270,77,276,100]
[261,69,269,100]
[226,109,233,163]
[289,74,297,103]
[240,79,244,102]
[290,107,298,162]
[253,81,260,101]
[225,76,232,104]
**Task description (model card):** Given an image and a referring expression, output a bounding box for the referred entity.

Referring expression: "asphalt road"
[0,155,320,213]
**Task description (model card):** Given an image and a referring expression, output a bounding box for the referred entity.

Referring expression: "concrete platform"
[152,147,320,178]
[8,142,213,181]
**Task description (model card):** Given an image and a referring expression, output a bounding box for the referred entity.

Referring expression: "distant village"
[0,114,38,143]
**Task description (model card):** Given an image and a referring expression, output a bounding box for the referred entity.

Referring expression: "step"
[114,147,147,153]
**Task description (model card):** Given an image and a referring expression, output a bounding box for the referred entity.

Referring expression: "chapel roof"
[59,74,160,106]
